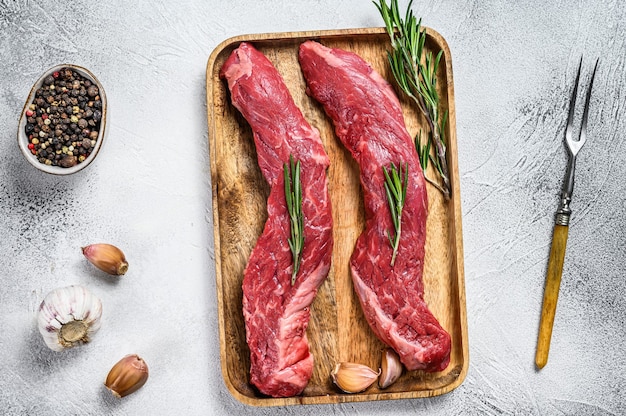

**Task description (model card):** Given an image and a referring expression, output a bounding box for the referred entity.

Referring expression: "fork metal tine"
[579,58,600,148]
[565,57,583,149]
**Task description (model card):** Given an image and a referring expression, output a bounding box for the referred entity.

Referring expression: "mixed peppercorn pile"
[24,67,103,168]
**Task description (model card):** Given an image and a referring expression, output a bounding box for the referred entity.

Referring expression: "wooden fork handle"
[535,224,569,369]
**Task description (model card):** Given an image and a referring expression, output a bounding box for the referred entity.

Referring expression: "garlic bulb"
[331,362,380,393]
[37,285,103,351]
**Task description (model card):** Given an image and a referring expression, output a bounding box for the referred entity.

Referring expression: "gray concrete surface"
[1,0,624,414]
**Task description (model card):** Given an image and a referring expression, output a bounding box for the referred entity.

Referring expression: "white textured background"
[1,0,625,415]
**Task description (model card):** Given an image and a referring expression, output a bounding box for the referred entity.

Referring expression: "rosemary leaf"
[284,155,304,285]
[383,162,409,266]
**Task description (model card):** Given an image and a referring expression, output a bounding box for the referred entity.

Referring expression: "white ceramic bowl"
[18,64,107,175]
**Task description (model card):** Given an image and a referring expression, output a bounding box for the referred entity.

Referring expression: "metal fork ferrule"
[555,212,570,226]
[555,194,572,226]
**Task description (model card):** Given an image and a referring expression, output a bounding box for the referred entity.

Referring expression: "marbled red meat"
[220,42,333,397]
[298,40,450,372]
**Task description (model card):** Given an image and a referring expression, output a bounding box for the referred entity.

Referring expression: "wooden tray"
[206,27,468,407]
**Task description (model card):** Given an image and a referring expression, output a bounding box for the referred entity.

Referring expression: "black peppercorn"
[87,85,98,97]
[81,138,92,149]
[59,155,77,168]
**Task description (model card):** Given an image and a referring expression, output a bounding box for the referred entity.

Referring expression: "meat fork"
[535,57,599,369]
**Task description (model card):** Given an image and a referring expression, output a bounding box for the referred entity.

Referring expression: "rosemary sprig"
[383,162,409,266]
[284,155,304,285]
[375,0,451,199]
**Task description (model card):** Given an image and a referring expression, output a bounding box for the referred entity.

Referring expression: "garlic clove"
[105,354,149,398]
[37,285,103,351]
[379,348,403,389]
[331,362,380,394]
[82,243,129,275]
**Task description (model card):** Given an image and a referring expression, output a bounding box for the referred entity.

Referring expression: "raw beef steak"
[221,42,333,397]
[298,40,450,372]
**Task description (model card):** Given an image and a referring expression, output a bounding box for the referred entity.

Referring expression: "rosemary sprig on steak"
[383,162,408,266]
[284,155,304,284]
[375,0,451,200]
